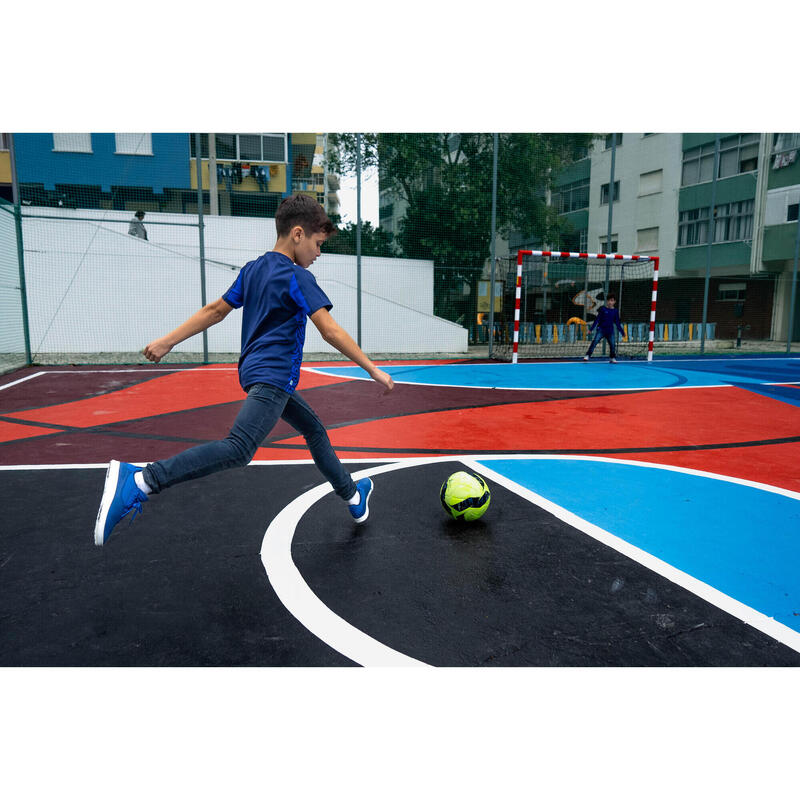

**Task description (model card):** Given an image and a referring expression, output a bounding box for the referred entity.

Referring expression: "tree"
[327,132,597,322]
[323,218,395,257]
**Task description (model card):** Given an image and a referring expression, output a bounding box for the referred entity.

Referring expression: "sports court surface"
[2,355,799,666]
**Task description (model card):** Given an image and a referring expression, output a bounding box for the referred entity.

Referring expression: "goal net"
[491,250,659,362]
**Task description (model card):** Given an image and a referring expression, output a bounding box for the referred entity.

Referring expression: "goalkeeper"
[583,292,624,363]
[94,194,394,546]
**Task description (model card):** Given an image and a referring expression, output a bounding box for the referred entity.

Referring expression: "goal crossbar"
[511,249,660,363]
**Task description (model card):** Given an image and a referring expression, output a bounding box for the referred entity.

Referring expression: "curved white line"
[260,454,800,665]
[301,365,799,393]
[260,458,451,667]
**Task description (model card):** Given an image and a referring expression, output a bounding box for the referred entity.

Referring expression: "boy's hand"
[371,367,394,394]
[143,337,173,363]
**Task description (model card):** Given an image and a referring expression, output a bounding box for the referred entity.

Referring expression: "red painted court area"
[1,361,799,494]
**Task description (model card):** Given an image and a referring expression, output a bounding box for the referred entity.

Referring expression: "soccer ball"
[440,470,491,521]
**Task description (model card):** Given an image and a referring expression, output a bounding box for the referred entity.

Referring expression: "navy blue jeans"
[586,328,617,357]
[143,383,357,500]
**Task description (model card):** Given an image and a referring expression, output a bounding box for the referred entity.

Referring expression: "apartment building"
[10,133,339,219]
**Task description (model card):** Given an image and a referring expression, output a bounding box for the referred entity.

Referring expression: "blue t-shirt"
[591,305,623,335]
[222,251,332,393]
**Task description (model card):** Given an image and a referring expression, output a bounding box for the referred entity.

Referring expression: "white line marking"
[465,457,800,655]
[0,371,46,391]
[39,368,239,373]
[260,459,448,667]
[261,454,800,665]
[0,463,136,470]
[468,453,800,501]
[5,455,798,660]
[302,362,800,393]
[0,459,402,471]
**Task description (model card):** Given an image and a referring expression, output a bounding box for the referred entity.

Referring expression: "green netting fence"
[2,131,799,372]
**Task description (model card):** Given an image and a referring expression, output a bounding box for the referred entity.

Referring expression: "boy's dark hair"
[135,210,145,219]
[275,194,336,238]
[606,292,617,301]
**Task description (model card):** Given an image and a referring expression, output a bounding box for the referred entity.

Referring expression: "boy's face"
[291,227,327,268]
[606,297,616,307]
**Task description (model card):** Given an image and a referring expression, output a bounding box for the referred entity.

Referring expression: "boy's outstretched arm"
[144,297,234,363]
[310,308,394,393]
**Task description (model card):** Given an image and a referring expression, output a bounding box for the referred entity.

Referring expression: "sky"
[336,165,380,226]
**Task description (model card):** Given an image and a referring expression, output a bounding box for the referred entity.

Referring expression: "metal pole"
[323,133,329,215]
[701,135,721,354]
[356,132,362,348]
[208,133,218,216]
[194,133,209,364]
[488,132,499,358]
[603,135,617,355]
[8,134,32,365]
[787,207,800,354]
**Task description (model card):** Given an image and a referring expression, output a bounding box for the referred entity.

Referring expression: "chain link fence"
[2,131,799,372]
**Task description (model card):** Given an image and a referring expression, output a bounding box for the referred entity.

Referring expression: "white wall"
[20,208,467,355]
[588,133,682,276]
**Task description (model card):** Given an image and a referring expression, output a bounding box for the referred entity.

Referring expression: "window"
[238,134,262,160]
[53,133,92,153]
[190,133,287,163]
[678,207,710,246]
[717,282,745,301]
[682,142,716,185]
[773,133,800,153]
[682,134,760,185]
[789,203,799,222]
[0,133,8,150]
[114,133,152,155]
[678,201,754,246]
[604,133,623,149]
[579,229,588,253]
[260,134,284,161]
[599,236,618,254]
[600,181,620,205]
[639,169,662,196]
[718,133,759,177]
[713,200,754,242]
[636,227,659,252]
[553,178,590,213]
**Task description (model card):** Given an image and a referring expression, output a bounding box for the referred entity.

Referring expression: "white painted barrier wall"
[20,208,467,355]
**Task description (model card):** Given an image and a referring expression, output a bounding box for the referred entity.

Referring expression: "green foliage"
[324,218,395,257]
[327,132,597,321]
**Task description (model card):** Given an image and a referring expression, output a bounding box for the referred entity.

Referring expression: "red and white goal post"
[493,250,659,363]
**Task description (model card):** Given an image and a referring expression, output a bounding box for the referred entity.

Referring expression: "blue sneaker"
[349,477,373,524]
[94,460,149,546]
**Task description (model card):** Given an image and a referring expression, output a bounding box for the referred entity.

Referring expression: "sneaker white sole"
[94,459,120,546]
[352,481,373,524]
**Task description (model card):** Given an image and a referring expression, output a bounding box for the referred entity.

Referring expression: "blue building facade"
[12,133,293,216]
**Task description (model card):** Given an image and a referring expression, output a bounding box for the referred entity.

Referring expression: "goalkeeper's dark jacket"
[590,306,623,335]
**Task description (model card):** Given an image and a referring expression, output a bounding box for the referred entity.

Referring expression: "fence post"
[603,134,617,356]
[356,133,362,348]
[488,132,499,358]
[787,207,800,354]
[8,134,32,366]
[194,133,209,364]
[701,135,720,355]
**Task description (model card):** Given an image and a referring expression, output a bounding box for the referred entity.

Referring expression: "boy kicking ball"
[95,194,394,546]
[583,292,624,363]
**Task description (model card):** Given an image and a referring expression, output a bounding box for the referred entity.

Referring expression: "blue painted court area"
[477,457,800,635]
[309,357,800,391]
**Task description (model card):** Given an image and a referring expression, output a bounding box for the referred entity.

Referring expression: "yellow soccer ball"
[440,470,491,521]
